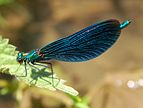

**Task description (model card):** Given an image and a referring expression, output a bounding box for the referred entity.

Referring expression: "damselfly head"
[17,52,24,64]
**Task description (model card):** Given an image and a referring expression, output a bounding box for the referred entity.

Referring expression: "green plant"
[0,36,78,96]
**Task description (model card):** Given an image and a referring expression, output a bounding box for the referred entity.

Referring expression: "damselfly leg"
[30,62,60,87]
[15,61,27,77]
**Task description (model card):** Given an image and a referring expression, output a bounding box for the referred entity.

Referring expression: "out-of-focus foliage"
[0,15,6,28]
[0,77,18,95]
[69,95,89,108]
[0,0,14,5]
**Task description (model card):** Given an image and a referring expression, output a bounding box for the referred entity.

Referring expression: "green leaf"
[0,36,78,96]
[69,95,89,108]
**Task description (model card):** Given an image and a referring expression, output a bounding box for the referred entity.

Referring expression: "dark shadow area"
[30,68,53,85]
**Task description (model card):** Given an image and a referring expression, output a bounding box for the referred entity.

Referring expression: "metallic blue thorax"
[25,49,41,63]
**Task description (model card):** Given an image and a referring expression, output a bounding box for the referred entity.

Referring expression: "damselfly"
[16,19,130,84]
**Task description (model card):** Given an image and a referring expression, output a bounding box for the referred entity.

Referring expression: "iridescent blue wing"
[40,19,121,62]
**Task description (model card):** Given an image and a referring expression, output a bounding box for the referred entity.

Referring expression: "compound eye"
[17,52,24,63]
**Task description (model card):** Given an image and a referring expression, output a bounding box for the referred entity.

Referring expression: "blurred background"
[0,0,143,108]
